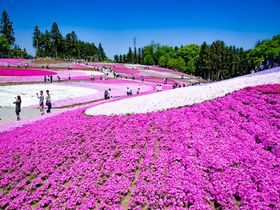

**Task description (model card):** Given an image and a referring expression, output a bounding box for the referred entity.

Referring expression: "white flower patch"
[71,70,103,76]
[85,70,280,116]
[0,84,98,107]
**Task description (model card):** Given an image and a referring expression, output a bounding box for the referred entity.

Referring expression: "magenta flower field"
[0,68,57,76]
[0,84,279,209]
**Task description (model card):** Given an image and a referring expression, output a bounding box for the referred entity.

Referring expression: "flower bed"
[0,84,98,107]
[0,84,279,209]
[0,70,103,83]
[0,68,57,76]
[70,64,92,69]
[86,69,280,116]
[0,58,30,66]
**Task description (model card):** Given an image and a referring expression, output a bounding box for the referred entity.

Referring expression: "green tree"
[158,55,171,67]
[138,48,141,64]
[65,31,78,58]
[248,34,280,68]
[0,11,15,45]
[196,42,211,79]
[50,22,63,57]
[143,54,155,65]
[127,47,133,63]
[167,57,186,71]
[98,43,106,61]
[114,55,119,63]
[32,26,41,55]
[0,35,11,57]
[177,44,200,74]
[42,30,52,57]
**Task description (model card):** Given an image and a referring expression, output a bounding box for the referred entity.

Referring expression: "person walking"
[46,90,52,113]
[36,91,45,115]
[13,95,21,121]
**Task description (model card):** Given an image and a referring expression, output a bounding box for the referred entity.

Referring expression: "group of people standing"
[44,75,53,83]
[156,84,163,92]
[44,75,61,83]
[36,90,52,115]
[13,90,52,121]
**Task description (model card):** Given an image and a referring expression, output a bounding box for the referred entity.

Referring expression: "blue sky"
[1,0,280,58]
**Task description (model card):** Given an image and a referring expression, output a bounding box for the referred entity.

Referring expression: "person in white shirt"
[46,90,52,113]
[158,84,162,91]
[36,91,45,115]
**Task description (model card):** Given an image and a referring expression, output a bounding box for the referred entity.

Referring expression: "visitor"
[137,88,140,94]
[159,84,162,91]
[44,75,47,83]
[129,87,133,96]
[68,74,71,80]
[36,91,45,115]
[183,83,186,87]
[108,88,111,98]
[132,74,135,80]
[57,76,61,83]
[156,84,160,92]
[13,95,21,121]
[104,89,109,100]
[127,87,130,96]
[46,90,52,113]
[50,75,53,83]
[164,78,167,84]
[141,76,145,82]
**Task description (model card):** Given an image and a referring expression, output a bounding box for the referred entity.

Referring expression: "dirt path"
[0,107,62,124]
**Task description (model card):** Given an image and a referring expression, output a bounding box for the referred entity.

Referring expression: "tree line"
[32,23,107,61]
[0,10,108,61]
[115,35,280,81]
[0,11,30,58]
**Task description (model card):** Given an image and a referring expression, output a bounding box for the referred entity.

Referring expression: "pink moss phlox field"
[0,84,279,209]
[0,58,30,65]
[149,66,187,76]
[70,64,92,69]
[0,68,57,76]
